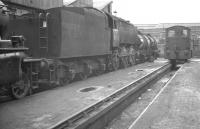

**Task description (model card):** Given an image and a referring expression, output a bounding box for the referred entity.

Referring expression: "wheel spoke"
[112,56,119,71]
[11,73,30,99]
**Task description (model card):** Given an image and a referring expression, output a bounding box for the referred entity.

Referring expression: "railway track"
[48,63,171,129]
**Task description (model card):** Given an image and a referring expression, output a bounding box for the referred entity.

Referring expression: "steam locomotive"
[0,1,158,99]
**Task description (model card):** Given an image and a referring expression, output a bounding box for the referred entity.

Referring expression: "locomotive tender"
[0,1,158,99]
[165,26,192,67]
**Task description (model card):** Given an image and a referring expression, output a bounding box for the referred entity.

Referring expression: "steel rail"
[48,63,171,129]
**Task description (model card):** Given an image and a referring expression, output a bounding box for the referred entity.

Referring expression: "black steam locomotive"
[0,1,159,99]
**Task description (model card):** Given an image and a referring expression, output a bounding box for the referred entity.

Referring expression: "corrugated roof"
[158,23,200,28]
[136,23,200,29]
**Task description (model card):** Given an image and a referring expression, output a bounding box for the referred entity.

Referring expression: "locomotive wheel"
[78,72,88,80]
[107,62,113,72]
[112,56,119,71]
[132,55,136,64]
[142,55,146,63]
[11,73,30,99]
[128,55,135,66]
[125,57,130,67]
[128,56,133,66]
[121,57,128,68]
[94,60,105,76]
[56,65,71,86]
[149,56,154,62]
[94,69,103,76]
[59,77,70,86]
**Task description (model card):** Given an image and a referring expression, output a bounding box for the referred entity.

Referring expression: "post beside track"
[48,63,171,129]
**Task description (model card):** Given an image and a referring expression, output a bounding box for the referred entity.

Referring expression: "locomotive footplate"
[0,59,168,129]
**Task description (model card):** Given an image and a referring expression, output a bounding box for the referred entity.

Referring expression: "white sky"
[63,0,200,24]
[109,0,200,24]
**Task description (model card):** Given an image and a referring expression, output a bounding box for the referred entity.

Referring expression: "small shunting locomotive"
[165,25,192,67]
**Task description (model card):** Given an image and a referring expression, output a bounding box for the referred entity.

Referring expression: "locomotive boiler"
[146,34,159,60]
[136,32,154,62]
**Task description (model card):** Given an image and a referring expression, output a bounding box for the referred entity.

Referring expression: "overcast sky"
[109,0,200,24]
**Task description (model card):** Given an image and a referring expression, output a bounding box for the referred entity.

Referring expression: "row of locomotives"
[0,1,31,99]
[2,5,158,99]
[165,26,192,69]
[2,6,122,99]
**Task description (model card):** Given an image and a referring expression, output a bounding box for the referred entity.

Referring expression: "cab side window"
[168,30,175,37]
[183,29,188,37]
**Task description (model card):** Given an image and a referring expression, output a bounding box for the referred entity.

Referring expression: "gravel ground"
[105,70,176,129]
